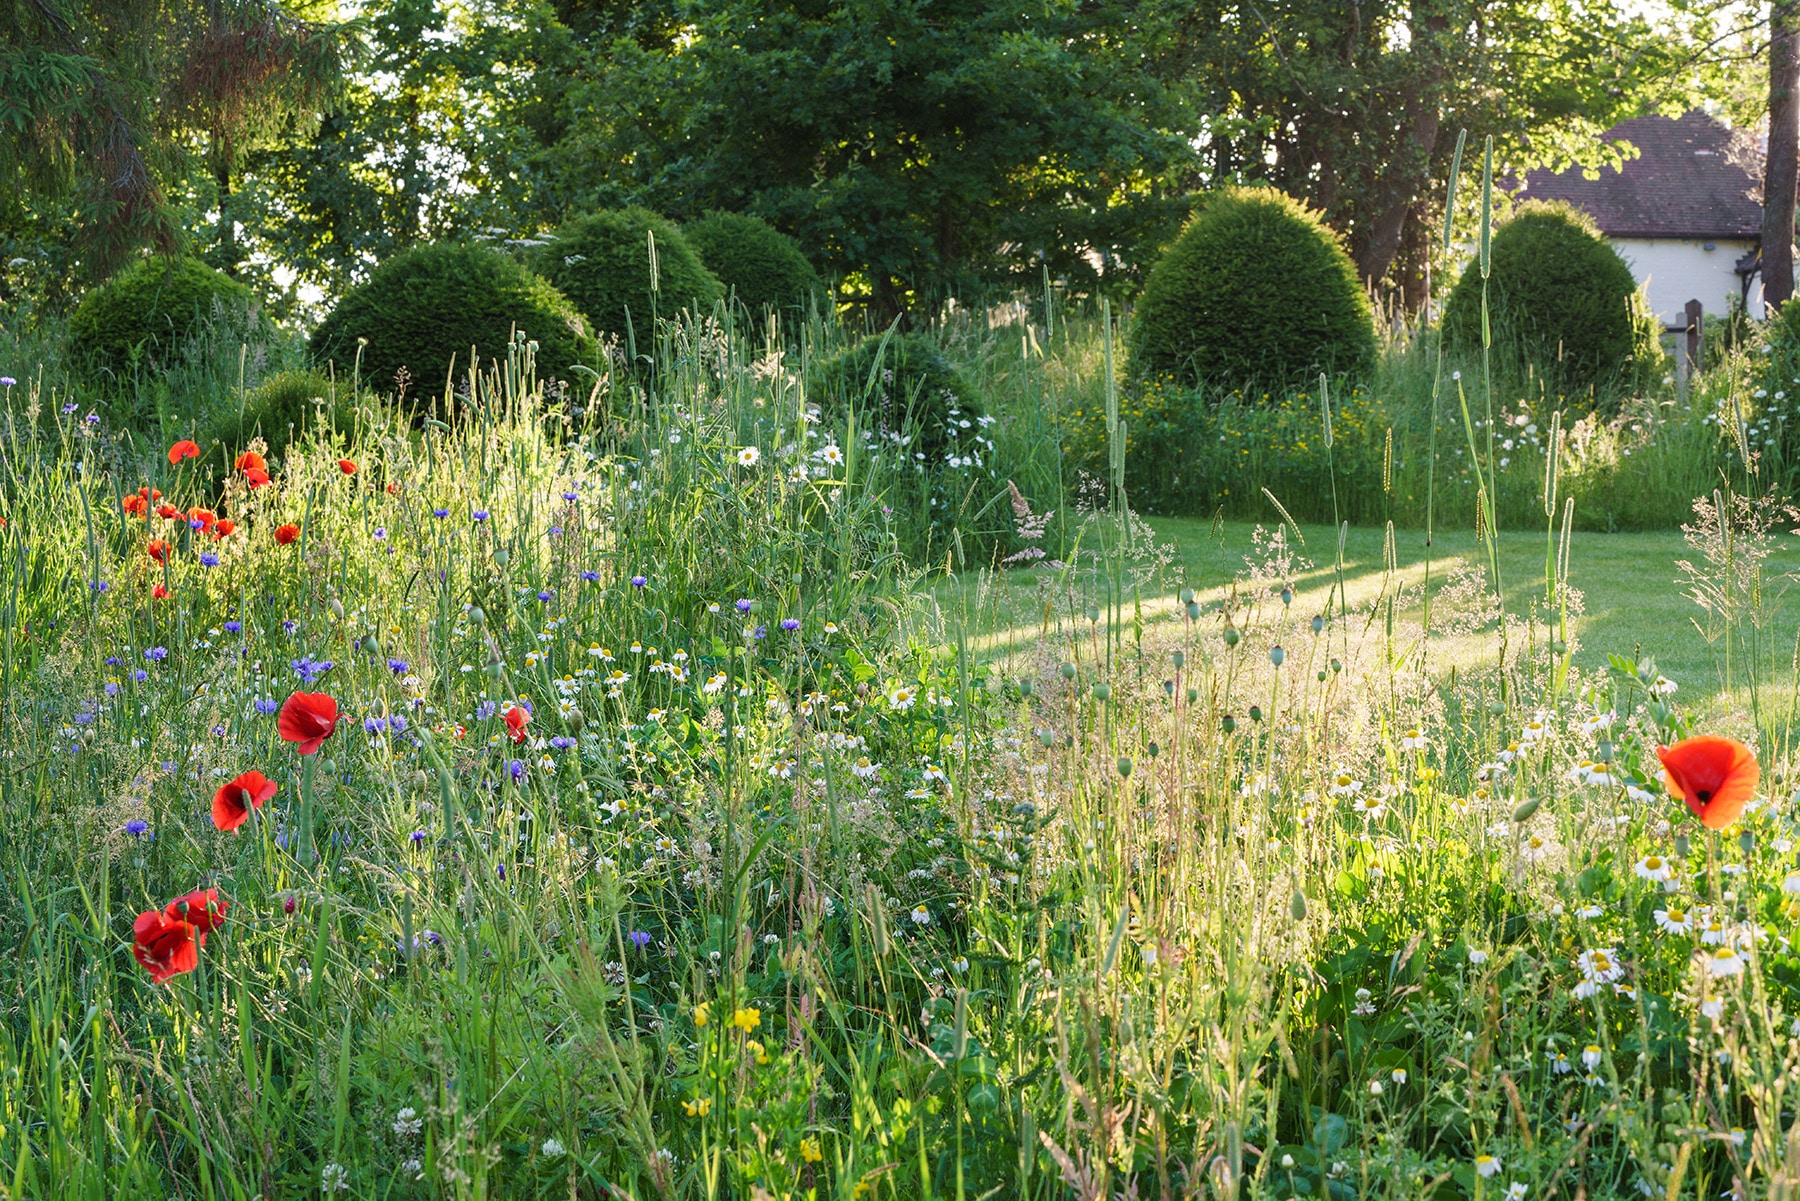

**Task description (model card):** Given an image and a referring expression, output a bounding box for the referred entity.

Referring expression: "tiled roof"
[1522,111,1763,240]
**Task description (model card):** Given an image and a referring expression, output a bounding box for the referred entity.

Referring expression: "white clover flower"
[322,1163,350,1193]
[393,1107,424,1137]
[542,1137,567,1157]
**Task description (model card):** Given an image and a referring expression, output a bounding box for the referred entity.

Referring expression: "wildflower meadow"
[0,279,1794,1201]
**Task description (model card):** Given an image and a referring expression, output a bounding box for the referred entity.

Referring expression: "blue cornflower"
[781,618,800,631]
[61,402,76,415]
[144,646,168,661]
[132,669,148,682]
[199,552,220,567]
[753,625,767,640]
[562,490,578,501]
[473,509,490,522]
[104,682,119,697]
[388,658,409,674]
[627,930,653,949]
[507,759,526,781]
[363,717,388,734]
[630,575,647,588]
[105,656,119,666]
[0,377,14,387]
[735,598,753,612]
[255,697,279,715]
[433,508,449,519]
[90,580,108,593]
[372,527,387,541]
[124,820,150,838]
[410,829,427,845]
[549,735,574,750]
[474,700,498,721]
[537,590,553,602]
[581,570,600,581]
[281,619,298,635]
[224,620,242,633]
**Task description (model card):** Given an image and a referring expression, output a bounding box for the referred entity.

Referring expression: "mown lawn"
[941,516,1800,712]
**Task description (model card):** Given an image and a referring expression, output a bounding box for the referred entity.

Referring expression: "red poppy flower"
[279,691,339,755]
[214,519,236,538]
[137,486,162,502]
[189,507,216,531]
[244,466,271,488]
[212,770,277,831]
[338,459,357,475]
[151,582,171,599]
[505,705,530,742]
[122,494,146,516]
[386,481,400,494]
[147,539,169,564]
[164,888,229,943]
[274,523,300,545]
[235,451,266,474]
[1658,735,1760,831]
[168,440,200,465]
[132,910,197,982]
[156,503,181,520]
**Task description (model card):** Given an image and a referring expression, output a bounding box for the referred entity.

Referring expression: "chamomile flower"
[1654,906,1692,935]
[1707,946,1746,977]
[735,446,762,467]
[1633,855,1673,883]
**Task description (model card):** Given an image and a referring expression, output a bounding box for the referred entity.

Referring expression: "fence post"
[1685,298,1704,374]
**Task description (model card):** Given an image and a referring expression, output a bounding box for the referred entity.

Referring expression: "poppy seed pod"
[1147,742,1159,758]
[1085,605,1100,623]
[1269,646,1285,666]
[468,607,486,626]
[1311,615,1324,633]
[1740,829,1756,854]
[1059,662,1076,680]
[1018,678,1033,696]
[1222,714,1237,734]
[1223,628,1240,647]
[1092,683,1111,701]
[493,548,510,567]
[1186,688,1199,704]
[1037,729,1054,747]
[1248,705,1263,723]
[329,597,345,620]
[1280,587,1292,606]
[1674,833,1691,858]
[1180,588,1195,604]
[1512,797,1541,823]
[1186,601,1201,620]
[1330,658,1342,673]
[1117,756,1132,778]
[1487,699,1506,716]
[1172,650,1185,669]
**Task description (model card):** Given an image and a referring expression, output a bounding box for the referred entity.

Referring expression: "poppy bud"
[320,758,336,775]
[1317,670,1328,682]
[1059,662,1076,680]
[566,709,585,731]
[364,634,383,657]
[1037,729,1054,747]
[1147,741,1159,758]
[1280,587,1292,607]
[494,548,510,567]
[1740,830,1756,854]
[1248,705,1262,722]
[1018,678,1032,696]
[1085,605,1100,623]
[1674,834,1691,859]
[1179,588,1194,604]
[1186,602,1201,620]
[1172,651,1185,669]
[1512,797,1541,823]
[329,597,345,620]
[1092,683,1111,701]
[1330,658,1342,673]
[1186,688,1199,704]
[1222,714,1236,734]
[1291,889,1307,922]
[1116,756,1132,778]
[1268,646,1284,666]
[468,607,485,626]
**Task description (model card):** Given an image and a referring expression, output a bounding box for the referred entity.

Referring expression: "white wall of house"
[1611,237,1761,326]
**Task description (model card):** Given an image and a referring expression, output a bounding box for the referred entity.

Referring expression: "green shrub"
[1128,188,1375,389]
[68,257,254,377]
[683,212,823,318]
[205,368,357,458]
[1442,200,1662,394]
[311,242,593,397]
[807,333,983,461]
[532,208,724,345]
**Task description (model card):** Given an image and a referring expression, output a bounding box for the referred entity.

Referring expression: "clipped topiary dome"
[532,208,724,344]
[311,242,592,396]
[1442,200,1662,391]
[683,211,823,318]
[68,256,253,377]
[1129,188,1375,389]
[806,333,981,461]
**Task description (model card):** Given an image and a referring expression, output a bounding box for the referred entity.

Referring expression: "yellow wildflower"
[799,1137,823,1164]
[730,1006,761,1032]
[693,1001,710,1027]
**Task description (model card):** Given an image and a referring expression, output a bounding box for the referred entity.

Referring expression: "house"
[1522,110,1764,326]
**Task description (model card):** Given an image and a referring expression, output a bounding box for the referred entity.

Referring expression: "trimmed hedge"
[1442,200,1662,393]
[1129,188,1375,389]
[311,242,592,396]
[205,369,356,458]
[68,257,253,377]
[532,208,724,345]
[683,211,823,318]
[807,333,981,460]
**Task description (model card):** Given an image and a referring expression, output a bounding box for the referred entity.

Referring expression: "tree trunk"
[1353,8,1447,299]
[1765,0,1800,312]
[214,132,238,278]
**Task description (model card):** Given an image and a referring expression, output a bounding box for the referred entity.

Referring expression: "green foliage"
[806,332,982,460]
[204,368,355,458]
[532,207,723,345]
[310,241,593,397]
[682,211,823,318]
[1442,201,1663,394]
[1128,188,1376,389]
[66,255,254,377]
[553,0,1190,305]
